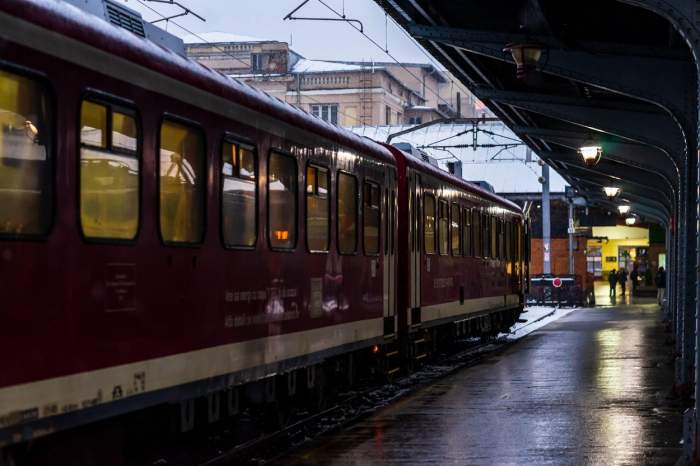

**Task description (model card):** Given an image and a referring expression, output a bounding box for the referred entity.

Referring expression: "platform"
[275,302,682,465]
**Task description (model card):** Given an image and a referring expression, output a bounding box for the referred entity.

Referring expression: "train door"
[409,170,421,326]
[383,169,397,335]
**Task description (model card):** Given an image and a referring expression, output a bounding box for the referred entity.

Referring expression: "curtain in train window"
[159,119,205,244]
[80,100,139,240]
[451,203,461,256]
[222,140,256,247]
[337,172,358,254]
[462,208,471,257]
[306,164,329,252]
[423,193,436,255]
[0,70,52,236]
[363,181,380,255]
[268,151,297,249]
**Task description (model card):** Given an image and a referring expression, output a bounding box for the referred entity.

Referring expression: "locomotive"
[0,0,528,450]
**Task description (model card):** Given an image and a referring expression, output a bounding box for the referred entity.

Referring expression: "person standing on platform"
[609,269,618,298]
[656,267,666,306]
[630,266,639,296]
[619,267,629,297]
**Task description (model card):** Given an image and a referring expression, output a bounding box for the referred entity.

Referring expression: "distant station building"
[183,32,484,127]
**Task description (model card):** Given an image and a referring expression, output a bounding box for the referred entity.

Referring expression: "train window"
[438,199,449,255]
[462,208,471,257]
[221,139,256,248]
[490,215,498,258]
[0,70,52,237]
[306,164,329,252]
[159,119,205,245]
[451,203,461,256]
[471,209,480,257]
[423,193,436,255]
[363,181,381,255]
[483,213,490,258]
[268,151,297,250]
[337,171,358,254]
[80,99,139,240]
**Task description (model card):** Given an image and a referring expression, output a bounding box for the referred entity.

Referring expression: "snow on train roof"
[351,123,568,194]
[9,0,392,163]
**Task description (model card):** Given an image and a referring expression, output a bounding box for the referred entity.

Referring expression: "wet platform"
[276,302,682,465]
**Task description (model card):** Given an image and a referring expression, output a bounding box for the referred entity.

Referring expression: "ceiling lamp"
[625,216,637,226]
[503,43,545,79]
[618,205,631,215]
[603,186,620,198]
[578,145,603,167]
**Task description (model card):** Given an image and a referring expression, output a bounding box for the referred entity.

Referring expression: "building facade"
[183,33,484,127]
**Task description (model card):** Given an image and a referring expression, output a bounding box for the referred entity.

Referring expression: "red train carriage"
[385,145,526,361]
[0,0,526,450]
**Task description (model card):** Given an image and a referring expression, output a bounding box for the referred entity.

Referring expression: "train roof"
[383,144,524,216]
[2,0,395,166]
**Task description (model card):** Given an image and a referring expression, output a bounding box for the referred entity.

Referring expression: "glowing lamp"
[617,205,631,215]
[578,145,602,167]
[625,217,636,225]
[603,187,620,198]
[503,43,544,79]
[274,230,289,240]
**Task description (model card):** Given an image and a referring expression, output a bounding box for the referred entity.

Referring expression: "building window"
[80,99,139,240]
[409,117,423,125]
[0,69,52,237]
[221,139,256,248]
[438,199,449,255]
[385,106,391,125]
[306,164,329,252]
[363,181,381,255]
[423,193,436,255]
[451,203,461,256]
[159,119,205,245]
[337,172,358,254]
[311,104,338,125]
[268,151,297,250]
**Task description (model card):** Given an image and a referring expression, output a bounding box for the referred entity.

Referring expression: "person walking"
[655,266,666,306]
[619,267,629,297]
[630,266,639,296]
[608,269,618,298]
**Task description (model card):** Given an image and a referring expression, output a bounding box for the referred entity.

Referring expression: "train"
[0,0,528,452]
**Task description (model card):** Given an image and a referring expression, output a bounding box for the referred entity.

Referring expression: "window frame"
[362,179,382,257]
[267,149,299,252]
[219,133,258,251]
[336,170,359,255]
[305,161,331,254]
[156,113,207,248]
[423,192,437,255]
[78,91,142,244]
[0,63,56,241]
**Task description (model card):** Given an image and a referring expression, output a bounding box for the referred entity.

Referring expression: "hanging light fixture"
[578,144,603,167]
[618,205,631,215]
[625,216,637,225]
[603,186,620,198]
[503,42,545,79]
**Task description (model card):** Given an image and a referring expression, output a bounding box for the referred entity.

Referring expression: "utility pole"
[542,163,551,274]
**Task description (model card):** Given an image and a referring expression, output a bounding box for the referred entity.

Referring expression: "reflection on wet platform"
[275,302,681,465]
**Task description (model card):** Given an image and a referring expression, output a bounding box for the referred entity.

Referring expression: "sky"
[116,0,434,64]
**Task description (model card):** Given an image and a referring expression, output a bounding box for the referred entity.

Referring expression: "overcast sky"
[117,0,434,64]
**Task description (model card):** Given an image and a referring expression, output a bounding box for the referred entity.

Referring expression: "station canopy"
[375,0,694,226]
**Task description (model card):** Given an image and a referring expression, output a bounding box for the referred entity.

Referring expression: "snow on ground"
[505,305,580,340]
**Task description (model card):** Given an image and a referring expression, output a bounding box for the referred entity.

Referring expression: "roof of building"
[349,123,568,194]
[291,58,382,74]
[182,31,272,44]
